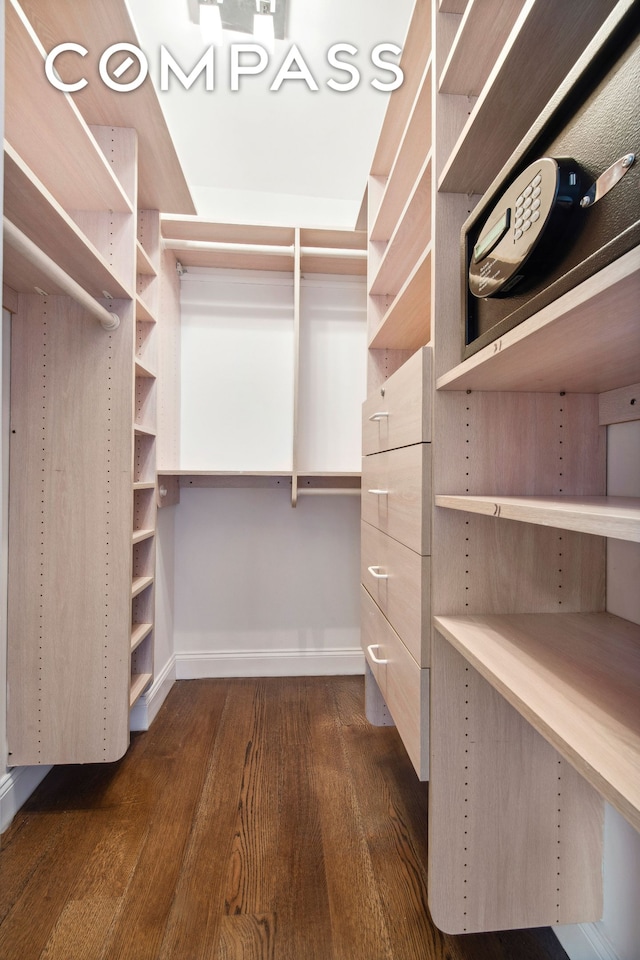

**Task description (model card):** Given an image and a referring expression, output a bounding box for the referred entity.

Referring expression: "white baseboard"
[129,654,177,732]
[0,764,52,834]
[175,647,365,679]
[554,923,620,960]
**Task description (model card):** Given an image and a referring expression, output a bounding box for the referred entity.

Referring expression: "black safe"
[462,1,640,360]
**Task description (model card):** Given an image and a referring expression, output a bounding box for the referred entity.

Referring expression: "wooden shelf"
[438,0,619,193]
[371,0,432,177]
[132,529,155,545]
[439,0,467,12]
[134,424,156,438]
[136,295,155,323]
[439,0,526,95]
[6,1,133,215]
[131,622,153,653]
[136,240,157,278]
[436,494,640,542]
[129,672,152,708]
[299,228,367,276]
[18,0,195,215]
[433,612,640,832]
[135,359,156,379]
[370,57,432,242]
[369,246,431,350]
[3,144,133,300]
[131,575,154,599]
[437,250,640,393]
[133,481,156,491]
[369,154,432,297]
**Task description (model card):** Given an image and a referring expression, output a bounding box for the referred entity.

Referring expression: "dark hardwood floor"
[0,677,569,960]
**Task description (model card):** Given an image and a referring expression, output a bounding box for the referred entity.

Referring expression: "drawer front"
[361,443,431,555]
[362,346,431,455]
[361,521,430,666]
[361,586,429,780]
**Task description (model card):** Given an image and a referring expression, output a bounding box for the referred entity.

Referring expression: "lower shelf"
[131,622,153,653]
[433,611,640,832]
[129,672,152,708]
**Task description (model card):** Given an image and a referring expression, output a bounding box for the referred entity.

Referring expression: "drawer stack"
[360,346,431,778]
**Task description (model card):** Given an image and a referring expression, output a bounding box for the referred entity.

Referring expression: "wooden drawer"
[361,443,431,555]
[362,346,431,455]
[361,521,430,666]
[361,586,429,779]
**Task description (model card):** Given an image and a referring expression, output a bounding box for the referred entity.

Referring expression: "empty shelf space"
[131,622,153,653]
[369,154,432,297]
[438,0,619,193]
[132,529,155,545]
[433,612,640,832]
[435,494,640,542]
[437,250,640,393]
[3,145,133,299]
[131,575,154,598]
[129,672,152,708]
[6,1,133,215]
[370,58,432,242]
[136,294,156,323]
[136,240,157,277]
[369,245,432,350]
[439,0,526,95]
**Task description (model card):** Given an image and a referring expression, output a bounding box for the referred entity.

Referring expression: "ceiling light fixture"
[253,0,275,53]
[199,0,224,46]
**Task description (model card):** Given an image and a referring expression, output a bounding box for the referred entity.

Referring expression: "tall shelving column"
[130,210,161,705]
[427,0,638,935]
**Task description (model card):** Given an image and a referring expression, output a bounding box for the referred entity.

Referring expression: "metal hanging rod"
[163,238,367,260]
[3,218,120,331]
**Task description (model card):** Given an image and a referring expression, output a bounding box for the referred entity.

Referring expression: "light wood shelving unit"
[3,0,193,764]
[362,0,639,940]
[158,219,367,507]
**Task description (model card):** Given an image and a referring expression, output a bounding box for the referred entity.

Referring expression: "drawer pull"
[367,488,389,496]
[367,565,389,580]
[367,644,388,665]
[368,411,389,421]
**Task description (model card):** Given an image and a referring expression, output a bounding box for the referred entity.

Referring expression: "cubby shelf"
[437,249,640,394]
[135,359,156,379]
[433,612,640,832]
[3,145,133,300]
[131,622,153,653]
[439,0,525,95]
[129,672,152,708]
[132,529,155,545]
[136,240,157,278]
[370,57,432,242]
[435,494,640,542]
[369,245,431,350]
[6,0,133,215]
[438,0,620,193]
[131,576,154,599]
[133,481,156,491]
[136,295,156,323]
[369,153,432,297]
[134,425,156,438]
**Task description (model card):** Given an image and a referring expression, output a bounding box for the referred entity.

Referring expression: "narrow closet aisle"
[0,676,568,960]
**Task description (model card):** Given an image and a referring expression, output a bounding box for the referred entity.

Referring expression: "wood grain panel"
[429,633,603,934]
[7,294,133,764]
[361,444,431,555]
[362,346,431,454]
[361,521,430,666]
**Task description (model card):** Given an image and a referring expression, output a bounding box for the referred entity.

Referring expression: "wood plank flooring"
[0,677,570,960]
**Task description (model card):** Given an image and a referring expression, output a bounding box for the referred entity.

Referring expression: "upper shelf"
[439,0,526,96]
[369,245,432,351]
[5,0,133,216]
[435,494,640,542]
[18,0,195,214]
[437,249,640,394]
[433,612,640,833]
[370,0,432,178]
[3,144,133,300]
[370,56,432,242]
[438,0,620,194]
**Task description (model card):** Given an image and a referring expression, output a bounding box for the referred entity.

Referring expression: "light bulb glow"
[200,4,223,46]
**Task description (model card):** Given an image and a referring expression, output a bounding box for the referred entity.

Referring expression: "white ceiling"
[126,0,414,227]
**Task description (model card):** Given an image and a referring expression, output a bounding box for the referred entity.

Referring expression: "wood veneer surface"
[0,678,569,960]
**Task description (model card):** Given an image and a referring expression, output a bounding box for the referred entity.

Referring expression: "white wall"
[173,486,363,676]
[555,419,640,960]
